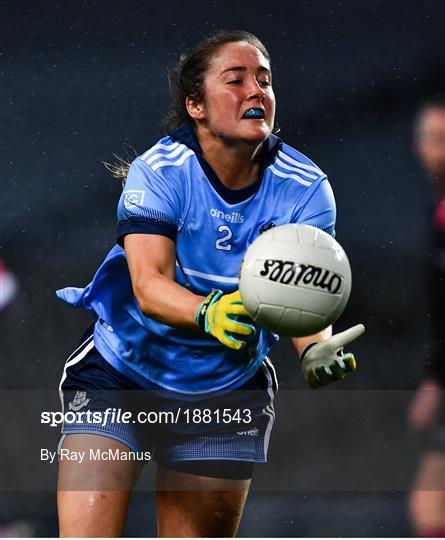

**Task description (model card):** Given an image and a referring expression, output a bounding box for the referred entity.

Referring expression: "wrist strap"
[300,342,317,362]
[195,289,223,332]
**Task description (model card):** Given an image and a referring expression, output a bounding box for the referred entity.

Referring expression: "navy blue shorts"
[59,329,278,467]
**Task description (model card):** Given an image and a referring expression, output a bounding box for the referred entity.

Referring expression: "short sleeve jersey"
[57,124,336,396]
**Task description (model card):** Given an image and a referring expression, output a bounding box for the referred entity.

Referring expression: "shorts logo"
[68,391,91,412]
[124,190,145,211]
[237,428,259,436]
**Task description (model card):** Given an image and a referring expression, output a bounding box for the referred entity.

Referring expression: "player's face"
[198,42,275,145]
[417,108,445,179]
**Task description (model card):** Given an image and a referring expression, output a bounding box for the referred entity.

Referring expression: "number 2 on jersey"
[215,225,233,251]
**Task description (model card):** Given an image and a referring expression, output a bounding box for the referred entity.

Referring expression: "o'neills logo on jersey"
[210,208,244,224]
[259,259,342,294]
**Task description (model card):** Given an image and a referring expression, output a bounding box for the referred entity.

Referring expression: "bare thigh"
[155,464,251,537]
[57,434,143,537]
[409,450,445,532]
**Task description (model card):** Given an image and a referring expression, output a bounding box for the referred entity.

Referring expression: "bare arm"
[291,326,333,358]
[124,234,204,328]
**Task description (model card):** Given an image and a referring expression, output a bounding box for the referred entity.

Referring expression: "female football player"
[56,30,363,537]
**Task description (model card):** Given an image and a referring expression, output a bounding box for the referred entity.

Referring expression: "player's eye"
[258,79,271,88]
[228,79,243,85]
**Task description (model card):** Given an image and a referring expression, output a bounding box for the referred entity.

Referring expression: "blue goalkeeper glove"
[195,290,255,350]
[301,324,365,389]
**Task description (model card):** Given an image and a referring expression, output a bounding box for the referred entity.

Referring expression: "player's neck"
[198,132,264,190]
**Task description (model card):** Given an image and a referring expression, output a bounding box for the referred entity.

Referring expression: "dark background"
[1,0,445,536]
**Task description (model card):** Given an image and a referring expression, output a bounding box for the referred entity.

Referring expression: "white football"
[239,224,352,337]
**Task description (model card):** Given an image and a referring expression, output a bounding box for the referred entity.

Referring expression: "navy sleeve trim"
[117,217,177,247]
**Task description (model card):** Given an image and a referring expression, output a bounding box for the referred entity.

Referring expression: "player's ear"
[186,96,205,121]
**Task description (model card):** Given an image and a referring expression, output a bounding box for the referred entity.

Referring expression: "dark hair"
[414,98,445,140]
[162,30,271,133]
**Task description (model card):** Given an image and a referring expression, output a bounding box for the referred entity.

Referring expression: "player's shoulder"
[269,141,326,188]
[133,135,196,176]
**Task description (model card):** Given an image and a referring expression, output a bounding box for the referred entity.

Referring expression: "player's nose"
[245,77,265,100]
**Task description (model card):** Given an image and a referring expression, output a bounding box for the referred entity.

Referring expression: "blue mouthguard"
[243,108,264,119]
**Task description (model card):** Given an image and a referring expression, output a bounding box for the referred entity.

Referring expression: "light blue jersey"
[57,125,336,396]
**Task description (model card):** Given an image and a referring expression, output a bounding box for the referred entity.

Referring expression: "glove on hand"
[301,324,365,389]
[195,290,255,350]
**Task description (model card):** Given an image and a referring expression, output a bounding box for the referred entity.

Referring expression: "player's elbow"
[131,276,157,317]
[134,295,151,317]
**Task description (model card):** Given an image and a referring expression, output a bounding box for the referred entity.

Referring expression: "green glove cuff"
[195,289,223,333]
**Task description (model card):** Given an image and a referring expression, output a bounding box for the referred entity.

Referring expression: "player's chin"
[240,122,272,143]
